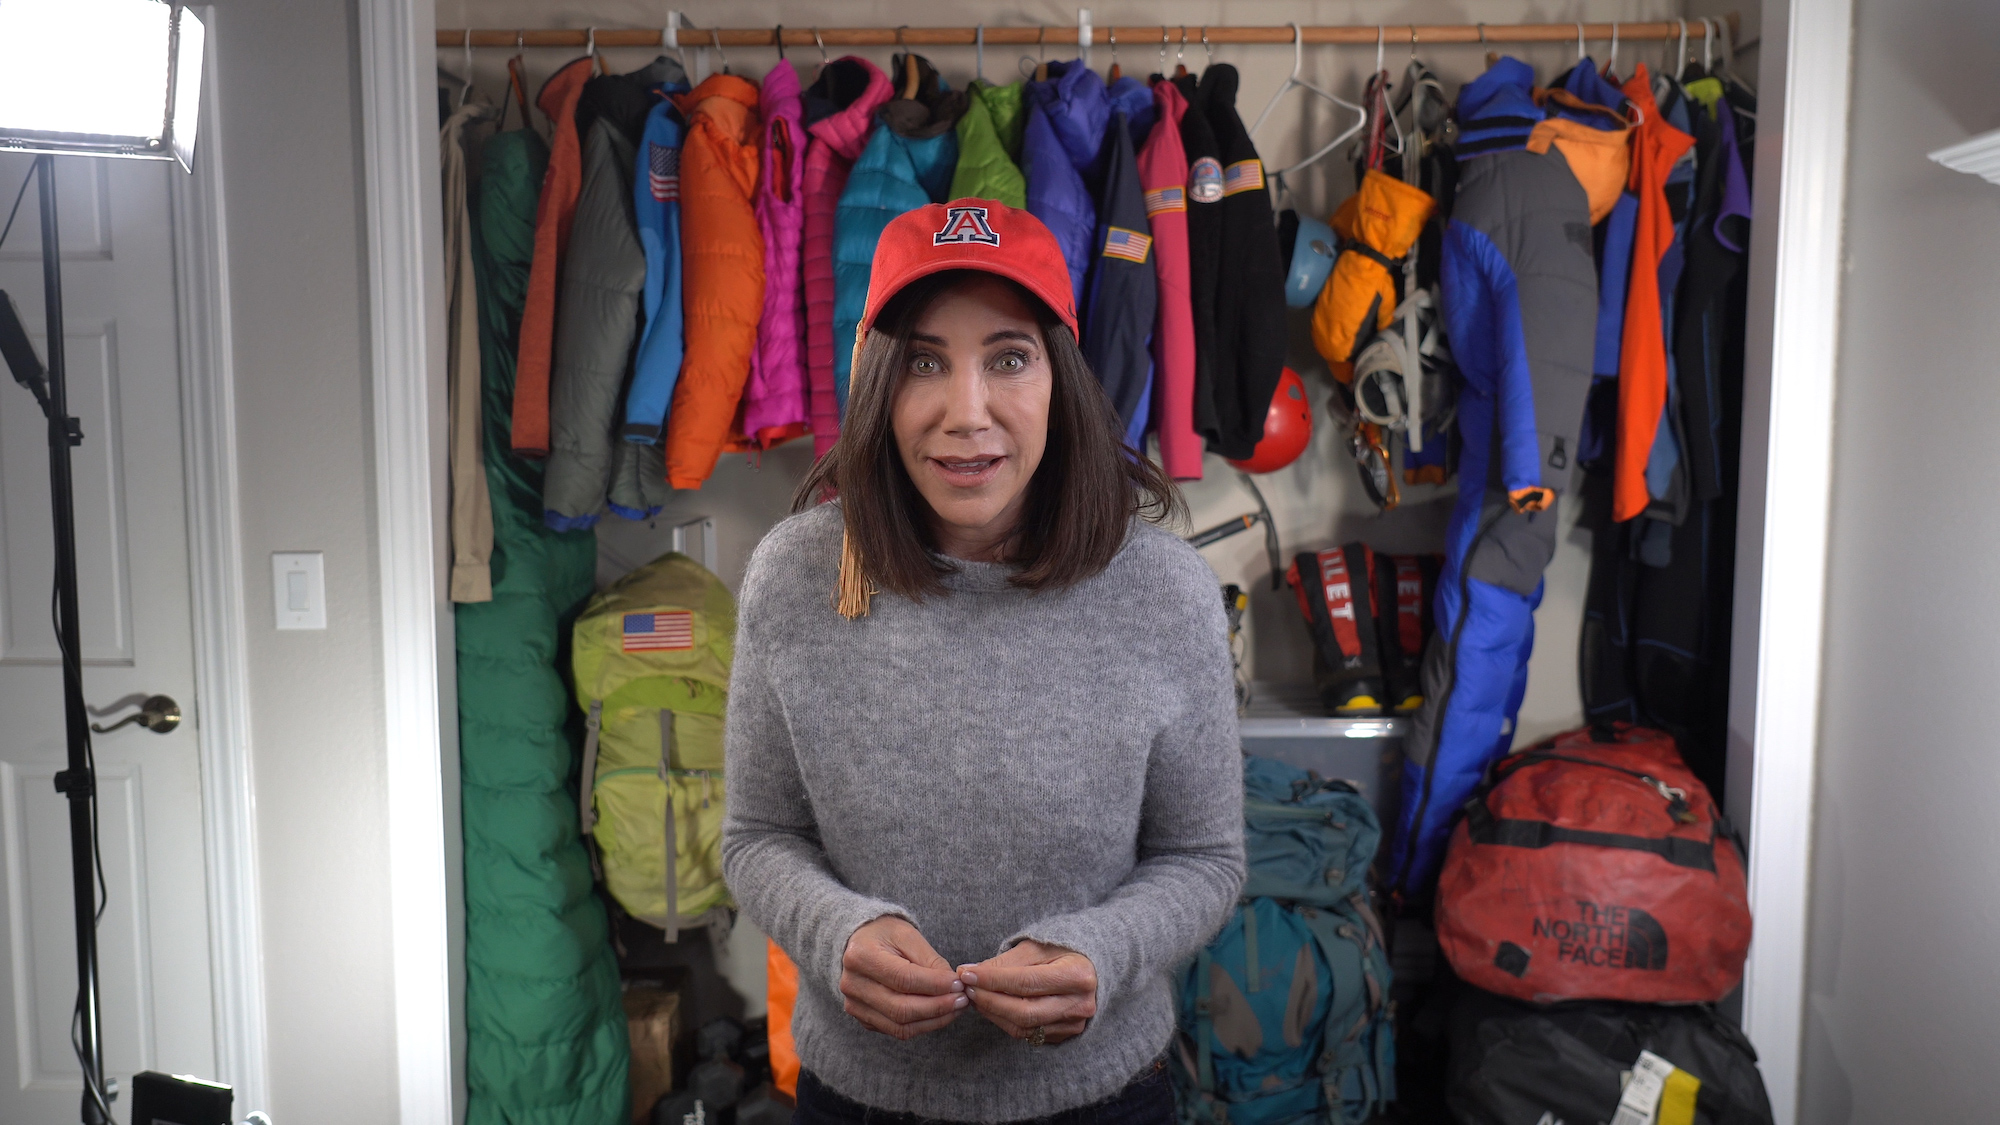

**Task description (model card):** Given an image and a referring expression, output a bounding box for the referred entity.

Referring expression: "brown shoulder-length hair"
[793,269,1183,599]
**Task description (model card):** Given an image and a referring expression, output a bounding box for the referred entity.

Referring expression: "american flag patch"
[623,611,694,651]
[1222,158,1266,197]
[1143,185,1185,215]
[649,143,680,202]
[1102,226,1153,263]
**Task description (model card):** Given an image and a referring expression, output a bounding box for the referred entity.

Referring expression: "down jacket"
[509,57,593,457]
[949,79,1027,207]
[832,53,964,415]
[741,60,808,449]
[1082,87,1158,444]
[1023,60,1108,300]
[608,84,689,522]
[802,58,893,456]
[664,74,765,490]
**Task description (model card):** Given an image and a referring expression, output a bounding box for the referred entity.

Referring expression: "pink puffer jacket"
[1141,80,1202,480]
[742,60,808,448]
[801,58,893,457]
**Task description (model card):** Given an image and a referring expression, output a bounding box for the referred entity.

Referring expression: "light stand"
[0,155,109,1125]
[0,4,207,1120]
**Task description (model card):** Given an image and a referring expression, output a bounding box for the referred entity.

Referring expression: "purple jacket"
[742,60,808,448]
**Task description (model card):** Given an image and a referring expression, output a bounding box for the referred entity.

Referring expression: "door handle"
[89,694,182,735]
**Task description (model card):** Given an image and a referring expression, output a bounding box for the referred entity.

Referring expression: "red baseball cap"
[859,199,1079,340]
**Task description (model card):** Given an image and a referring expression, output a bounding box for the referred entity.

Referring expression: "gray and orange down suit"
[1389,58,1598,896]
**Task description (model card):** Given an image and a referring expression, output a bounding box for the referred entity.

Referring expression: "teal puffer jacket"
[831,53,964,415]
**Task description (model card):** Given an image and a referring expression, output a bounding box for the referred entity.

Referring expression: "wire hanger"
[1249,22,1368,178]
[585,27,602,76]
[458,30,474,106]
[774,24,785,62]
[1175,26,1188,78]
[710,27,730,75]
[1606,22,1620,82]
[812,27,827,74]
[1479,22,1497,68]
[1673,18,1690,80]
[1107,26,1120,81]
[975,25,984,83]
[1201,26,1213,69]
[1576,22,1586,62]
[504,30,530,128]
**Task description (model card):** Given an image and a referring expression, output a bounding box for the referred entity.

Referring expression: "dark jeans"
[793,1061,1174,1125]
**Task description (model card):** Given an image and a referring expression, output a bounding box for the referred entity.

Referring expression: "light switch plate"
[272,551,326,630]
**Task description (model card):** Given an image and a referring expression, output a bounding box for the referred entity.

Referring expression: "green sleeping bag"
[457,124,628,1125]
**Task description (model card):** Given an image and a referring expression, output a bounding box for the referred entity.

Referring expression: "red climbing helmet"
[1227,367,1313,474]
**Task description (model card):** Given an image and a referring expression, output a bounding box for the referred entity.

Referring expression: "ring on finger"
[1029,1026,1047,1048]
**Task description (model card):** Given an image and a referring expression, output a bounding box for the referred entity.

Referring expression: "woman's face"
[890,276,1052,560]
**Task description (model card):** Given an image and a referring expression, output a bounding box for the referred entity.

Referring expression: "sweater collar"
[935,556,1019,594]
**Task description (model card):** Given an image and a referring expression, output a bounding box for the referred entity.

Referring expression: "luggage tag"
[1609,1049,1701,1125]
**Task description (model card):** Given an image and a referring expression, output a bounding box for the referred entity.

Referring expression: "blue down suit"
[1389,59,1598,895]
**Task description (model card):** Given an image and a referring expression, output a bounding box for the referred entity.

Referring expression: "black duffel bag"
[1447,986,1774,1125]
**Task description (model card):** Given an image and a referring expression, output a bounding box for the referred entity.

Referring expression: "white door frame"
[346,3,1855,1123]
[355,0,461,1123]
[1727,2,1853,1123]
[170,8,268,1114]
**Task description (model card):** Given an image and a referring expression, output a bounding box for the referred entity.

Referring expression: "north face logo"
[934,205,1000,246]
[1532,901,1669,970]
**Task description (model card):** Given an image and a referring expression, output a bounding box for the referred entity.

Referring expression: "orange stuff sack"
[1310,170,1434,383]
[665,75,766,489]
[1527,89,1633,224]
[766,940,800,1098]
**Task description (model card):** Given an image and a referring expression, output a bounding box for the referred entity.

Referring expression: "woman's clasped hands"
[839,916,1098,1046]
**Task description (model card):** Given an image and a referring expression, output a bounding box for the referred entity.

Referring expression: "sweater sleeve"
[1005,560,1246,1015]
[721,549,916,999]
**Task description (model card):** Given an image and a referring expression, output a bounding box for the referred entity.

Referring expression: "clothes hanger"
[710,27,731,76]
[1605,22,1620,84]
[896,26,918,98]
[1249,22,1368,177]
[505,31,530,128]
[585,27,603,77]
[1175,26,1188,79]
[1201,26,1213,71]
[1035,26,1049,82]
[456,30,474,106]
[811,28,827,81]
[1576,22,1586,64]
[1157,27,1168,81]
[1479,22,1497,69]
[1107,26,1120,81]
[975,25,984,83]
[774,24,785,63]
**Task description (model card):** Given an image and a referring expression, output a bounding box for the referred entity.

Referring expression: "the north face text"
[934,205,1000,246]
[1531,901,1669,970]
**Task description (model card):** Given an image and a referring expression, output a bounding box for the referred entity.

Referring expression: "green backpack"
[573,552,736,938]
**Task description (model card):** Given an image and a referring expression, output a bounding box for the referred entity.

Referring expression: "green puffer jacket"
[949,79,1027,207]
[457,125,629,1125]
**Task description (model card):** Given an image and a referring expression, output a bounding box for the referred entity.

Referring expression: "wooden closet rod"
[433,17,1739,51]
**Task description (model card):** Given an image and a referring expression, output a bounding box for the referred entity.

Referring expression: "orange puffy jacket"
[664,75,765,490]
[509,58,594,457]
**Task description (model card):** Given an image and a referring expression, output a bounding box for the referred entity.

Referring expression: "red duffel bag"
[1435,724,1751,1005]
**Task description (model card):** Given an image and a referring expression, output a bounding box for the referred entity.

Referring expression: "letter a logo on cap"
[933,205,1000,246]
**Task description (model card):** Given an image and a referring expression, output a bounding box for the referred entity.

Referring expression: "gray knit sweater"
[721,503,1245,1121]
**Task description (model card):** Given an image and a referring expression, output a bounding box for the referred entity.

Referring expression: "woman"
[722,199,1244,1124]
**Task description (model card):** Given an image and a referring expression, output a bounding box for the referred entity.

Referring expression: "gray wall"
[1805,0,2000,1119]
[209,1,402,1121]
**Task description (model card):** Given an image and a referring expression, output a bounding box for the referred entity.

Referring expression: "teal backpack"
[1176,756,1396,1125]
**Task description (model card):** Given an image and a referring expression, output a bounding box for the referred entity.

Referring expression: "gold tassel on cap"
[835,530,877,619]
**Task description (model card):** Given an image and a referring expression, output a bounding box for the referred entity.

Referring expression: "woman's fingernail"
[951,980,965,993]
[954,995,968,1009]
[960,971,978,985]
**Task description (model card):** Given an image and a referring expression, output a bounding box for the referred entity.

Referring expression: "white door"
[0,153,215,1123]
